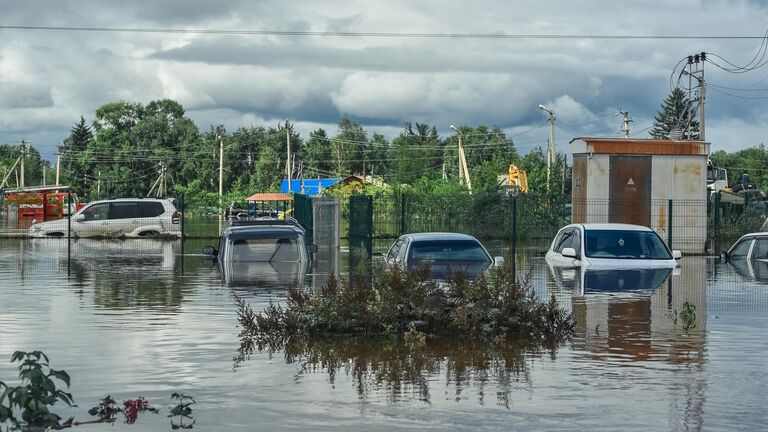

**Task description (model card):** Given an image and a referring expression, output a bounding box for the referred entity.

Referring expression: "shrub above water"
[238,262,574,342]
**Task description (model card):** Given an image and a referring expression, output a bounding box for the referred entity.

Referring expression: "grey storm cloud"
[1,0,768,156]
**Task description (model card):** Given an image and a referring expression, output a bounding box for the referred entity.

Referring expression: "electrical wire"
[1,25,766,39]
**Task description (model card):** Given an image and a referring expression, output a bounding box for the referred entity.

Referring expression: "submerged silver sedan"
[385,232,503,279]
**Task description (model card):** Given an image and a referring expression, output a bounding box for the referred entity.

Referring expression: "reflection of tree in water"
[236,331,559,406]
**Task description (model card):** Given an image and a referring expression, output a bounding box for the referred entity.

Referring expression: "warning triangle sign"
[627,177,635,186]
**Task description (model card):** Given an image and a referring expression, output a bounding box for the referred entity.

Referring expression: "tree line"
[1,90,765,206]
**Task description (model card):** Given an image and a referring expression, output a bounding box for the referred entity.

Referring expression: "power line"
[0,25,766,40]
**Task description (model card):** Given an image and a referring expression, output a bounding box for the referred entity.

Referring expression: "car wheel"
[46,232,65,237]
[139,230,161,237]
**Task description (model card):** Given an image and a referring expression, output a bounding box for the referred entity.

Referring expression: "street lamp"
[538,105,556,193]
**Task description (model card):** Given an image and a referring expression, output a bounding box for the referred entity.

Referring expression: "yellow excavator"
[506,164,528,194]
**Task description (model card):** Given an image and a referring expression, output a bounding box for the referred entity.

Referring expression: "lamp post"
[538,105,556,193]
[450,125,472,192]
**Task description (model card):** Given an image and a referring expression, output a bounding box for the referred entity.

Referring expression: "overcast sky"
[1,0,768,161]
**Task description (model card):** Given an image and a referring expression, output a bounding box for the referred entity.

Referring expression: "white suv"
[28,198,181,238]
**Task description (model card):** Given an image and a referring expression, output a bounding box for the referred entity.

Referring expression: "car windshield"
[584,229,671,260]
[229,236,300,262]
[408,239,491,266]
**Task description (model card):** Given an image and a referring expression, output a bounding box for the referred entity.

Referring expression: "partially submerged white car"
[28,198,181,238]
[545,223,681,269]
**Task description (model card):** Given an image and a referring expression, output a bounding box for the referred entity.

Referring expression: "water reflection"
[16,238,197,310]
[237,333,558,406]
[729,257,768,282]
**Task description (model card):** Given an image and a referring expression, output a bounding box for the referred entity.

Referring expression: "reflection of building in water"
[552,257,707,430]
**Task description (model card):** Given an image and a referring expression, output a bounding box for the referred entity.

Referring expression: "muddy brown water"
[1,238,767,431]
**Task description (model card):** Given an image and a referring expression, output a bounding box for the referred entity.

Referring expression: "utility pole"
[42,165,46,185]
[617,110,633,138]
[450,125,472,192]
[19,139,27,188]
[538,105,556,192]
[97,170,101,197]
[218,134,224,209]
[286,125,292,192]
[55,146,61,186]
[684,52,706,140]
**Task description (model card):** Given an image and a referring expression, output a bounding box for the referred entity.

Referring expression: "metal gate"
[609,155,652,226]
[293,193,313,245]
[349,195,373,258]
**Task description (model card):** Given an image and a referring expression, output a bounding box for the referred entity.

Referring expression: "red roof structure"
[246,193,293,202]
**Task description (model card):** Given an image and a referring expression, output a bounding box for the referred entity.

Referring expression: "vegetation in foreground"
[0,351,195,431]
[236,262,574,344]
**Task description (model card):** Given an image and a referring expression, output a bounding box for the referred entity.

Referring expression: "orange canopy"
[246,193,293,202]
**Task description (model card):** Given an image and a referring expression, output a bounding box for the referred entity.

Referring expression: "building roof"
[279,178,342,196]
[246,193,293,202]
[569,137,710,156]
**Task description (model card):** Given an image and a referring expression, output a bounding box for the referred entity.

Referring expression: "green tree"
[250,146,281,192]
[303,129,334,178]
[650,88,700,139]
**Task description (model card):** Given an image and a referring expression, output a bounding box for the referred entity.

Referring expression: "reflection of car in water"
[385,232,502,280]
[549,263,673,296]
[203,219,314,286]
[722,232,768,281]
[546,223,681,270]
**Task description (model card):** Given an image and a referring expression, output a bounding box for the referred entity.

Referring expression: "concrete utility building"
[569,138,709,253]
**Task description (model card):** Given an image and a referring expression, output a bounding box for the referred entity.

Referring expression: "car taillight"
[172,210,180,224]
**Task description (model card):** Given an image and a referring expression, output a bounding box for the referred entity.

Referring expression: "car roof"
[222,223,305,237]
[86,198,170,204]
[574,223,654,232]
[403,232,482,242]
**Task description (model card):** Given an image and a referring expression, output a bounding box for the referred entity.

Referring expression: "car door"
[108,202,141,235]
[76,203,110,237]
[138,201,166,234]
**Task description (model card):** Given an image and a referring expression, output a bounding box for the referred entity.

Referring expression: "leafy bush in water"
[0,351,74,430]
[240,262,574,341]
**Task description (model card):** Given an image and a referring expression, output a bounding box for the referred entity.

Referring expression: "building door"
[609,155,651,226]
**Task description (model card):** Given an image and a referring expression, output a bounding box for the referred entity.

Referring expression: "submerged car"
[385,232,503,279]
[545,223,681,269]
[202,219,315,285]
[722,232,768,281]
[28,198,181,238]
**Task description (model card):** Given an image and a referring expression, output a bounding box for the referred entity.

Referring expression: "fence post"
[67,191,71,277]
[179,193,185,239]
[511,194,518,280]
[399,192,406,235]
[667,199,673,250]
[714,191,721,253]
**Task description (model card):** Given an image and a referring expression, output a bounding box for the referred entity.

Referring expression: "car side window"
[730,239,752,260]
[555,229,574,254]
[83,203,109,221]
[387,239,403,262]
[570,229,581,256]
[551,229,567,252]
[396,240,409,263]
[139,202,165,218]
[752,238,768,260]
[110,202,140,220]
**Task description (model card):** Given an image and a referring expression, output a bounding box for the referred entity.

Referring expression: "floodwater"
[1,238,767,431]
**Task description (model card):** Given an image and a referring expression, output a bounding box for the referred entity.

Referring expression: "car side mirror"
[494,256,505,267]
[720,251,729,263]
[307,244,318,254]
[202,246,218,256]
[562,247,577,258]
[672,250,682,259]
[73,214,85,222]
